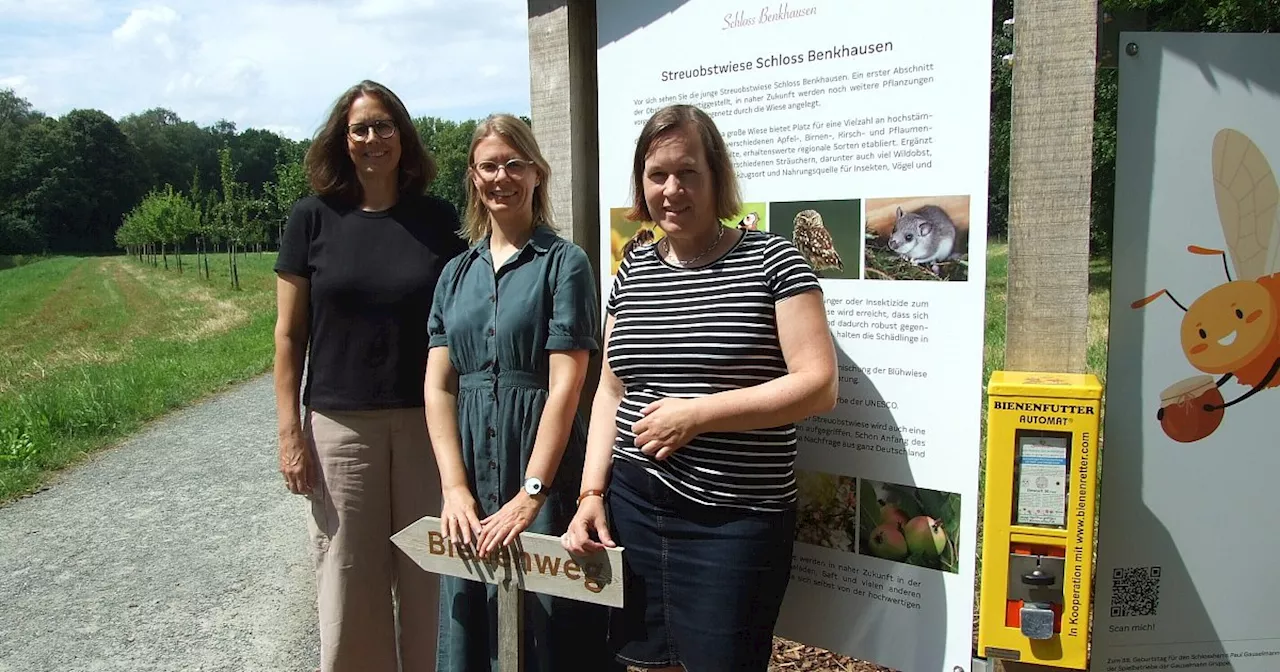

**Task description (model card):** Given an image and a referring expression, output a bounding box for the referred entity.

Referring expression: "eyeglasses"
[472,158,531,179]
[348,119,396,140]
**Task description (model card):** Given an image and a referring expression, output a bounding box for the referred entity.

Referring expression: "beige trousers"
[305,407,441,672]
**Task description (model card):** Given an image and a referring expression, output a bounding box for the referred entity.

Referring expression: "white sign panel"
[596,2,992,670]
[1095,32,1280,672]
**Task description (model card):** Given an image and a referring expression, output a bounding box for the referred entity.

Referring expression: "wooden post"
[497,580,524,672]
[391,516,624,672]
[527,0,599,251]
[999,0,1097,670]
[527,0,601,418]
[1002,0,1097,376]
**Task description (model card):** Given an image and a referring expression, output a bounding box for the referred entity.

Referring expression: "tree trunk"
[176,242,183,273]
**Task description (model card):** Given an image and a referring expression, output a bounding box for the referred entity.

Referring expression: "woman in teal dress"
[424,113,620,671]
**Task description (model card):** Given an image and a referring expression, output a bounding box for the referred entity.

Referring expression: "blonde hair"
[462,114,555,243]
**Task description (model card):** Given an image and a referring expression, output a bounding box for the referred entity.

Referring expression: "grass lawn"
[0,252,280,501]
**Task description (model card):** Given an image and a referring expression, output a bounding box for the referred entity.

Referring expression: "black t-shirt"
[274,193,469,411]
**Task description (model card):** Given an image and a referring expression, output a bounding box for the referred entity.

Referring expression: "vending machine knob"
[1022,568,1056,587]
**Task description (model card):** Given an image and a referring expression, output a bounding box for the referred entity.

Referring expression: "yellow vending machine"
[977,371,1102,670]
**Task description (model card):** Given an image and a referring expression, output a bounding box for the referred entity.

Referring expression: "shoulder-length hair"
[462,113,554,243]
[304,80,437,206]
[626,104,742,223]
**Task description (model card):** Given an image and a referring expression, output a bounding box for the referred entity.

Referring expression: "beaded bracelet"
[577,489,605,506]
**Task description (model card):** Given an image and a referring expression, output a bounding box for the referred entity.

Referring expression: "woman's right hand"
[561,496,616,555]
[440,485,483,548]
[278,431,315,495]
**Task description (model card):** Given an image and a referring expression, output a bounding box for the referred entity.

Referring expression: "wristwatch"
[523,476,545,497]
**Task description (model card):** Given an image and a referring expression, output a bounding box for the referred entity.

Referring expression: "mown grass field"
[0,252,280,501]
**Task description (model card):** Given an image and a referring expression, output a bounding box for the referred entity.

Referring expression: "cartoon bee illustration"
[1131,128,1280,443]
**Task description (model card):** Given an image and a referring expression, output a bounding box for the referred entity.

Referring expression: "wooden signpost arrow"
[391,516,625,672]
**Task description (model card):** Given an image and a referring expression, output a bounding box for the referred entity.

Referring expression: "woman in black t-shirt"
[273,80,468,672]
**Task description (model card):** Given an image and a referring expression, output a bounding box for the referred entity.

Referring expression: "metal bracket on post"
[1096,4,1147,69]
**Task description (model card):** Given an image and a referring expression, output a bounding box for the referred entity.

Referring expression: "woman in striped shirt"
[561,104,838,672]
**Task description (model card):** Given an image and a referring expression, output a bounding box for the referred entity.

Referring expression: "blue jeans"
[606,457,798,671]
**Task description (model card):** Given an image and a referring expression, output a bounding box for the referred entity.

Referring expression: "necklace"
[664,225,724,267]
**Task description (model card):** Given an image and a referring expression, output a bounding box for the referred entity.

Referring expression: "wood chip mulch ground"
[626,638,899,672]
[768,638,898,672]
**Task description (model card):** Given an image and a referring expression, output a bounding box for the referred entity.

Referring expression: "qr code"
[1110,566,1161,617]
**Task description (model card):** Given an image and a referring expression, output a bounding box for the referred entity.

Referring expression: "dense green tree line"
[2,0,1276,259]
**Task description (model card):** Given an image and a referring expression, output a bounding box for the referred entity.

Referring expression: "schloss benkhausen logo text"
[724,3,818,30]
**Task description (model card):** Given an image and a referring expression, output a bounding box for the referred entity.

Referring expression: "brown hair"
[626,104,742,223]
[462,113,555,243]
[304,80,437,205]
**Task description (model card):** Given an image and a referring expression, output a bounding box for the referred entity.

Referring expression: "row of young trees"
[114,147,309,288]
[0,97,307,256]
[106,116,500,289]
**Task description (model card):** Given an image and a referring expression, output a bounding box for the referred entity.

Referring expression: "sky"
[0,0,533,140]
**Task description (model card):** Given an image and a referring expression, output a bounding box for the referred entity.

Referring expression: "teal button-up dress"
[427,225,621,672]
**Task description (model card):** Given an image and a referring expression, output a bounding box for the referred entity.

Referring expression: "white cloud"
[111,5,179,43]
[0,0,531,140]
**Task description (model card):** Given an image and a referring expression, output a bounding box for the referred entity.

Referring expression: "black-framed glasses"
[348,119,396,140]
[472,158,531,179]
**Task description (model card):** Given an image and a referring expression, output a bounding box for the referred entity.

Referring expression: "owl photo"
[768,199,863,280]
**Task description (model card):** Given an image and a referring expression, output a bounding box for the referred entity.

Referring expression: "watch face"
[524,478,543,495]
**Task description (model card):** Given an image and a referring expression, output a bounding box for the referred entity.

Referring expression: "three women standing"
[276,86,835,671]
[273,80,467,672]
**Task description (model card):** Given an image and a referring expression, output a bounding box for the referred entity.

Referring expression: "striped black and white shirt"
[606,229,823,512]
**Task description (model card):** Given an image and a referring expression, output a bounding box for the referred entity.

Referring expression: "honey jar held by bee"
[1157,375,1226,443]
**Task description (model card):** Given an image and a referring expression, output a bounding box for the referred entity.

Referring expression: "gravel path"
[0,374,319,672]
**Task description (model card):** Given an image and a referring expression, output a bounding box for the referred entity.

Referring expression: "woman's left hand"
[477,492,545,558]
[632,397,703,460]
